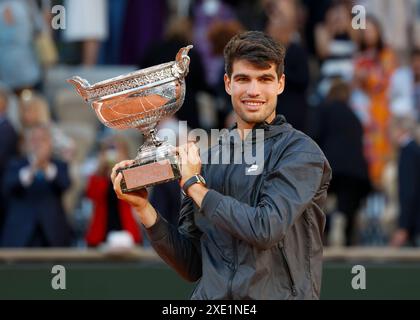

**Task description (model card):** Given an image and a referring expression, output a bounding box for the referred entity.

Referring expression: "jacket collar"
[219,114,292,145]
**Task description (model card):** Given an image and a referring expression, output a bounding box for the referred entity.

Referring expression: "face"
[363,20,380,48]
[224,59,285,129]
[21,103,43,127]
[28,127,52,157]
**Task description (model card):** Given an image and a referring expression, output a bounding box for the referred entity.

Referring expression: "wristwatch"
[181,174,206,196]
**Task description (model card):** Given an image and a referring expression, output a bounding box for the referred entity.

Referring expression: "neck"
[237,121,254,140]
[236,113,276,140]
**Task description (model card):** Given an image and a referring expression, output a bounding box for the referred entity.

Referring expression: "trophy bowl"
[68,45,193,193]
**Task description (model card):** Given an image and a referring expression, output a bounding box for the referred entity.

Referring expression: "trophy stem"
[140,128,163,150]
[148,129,163,147]
[135,128,164,162]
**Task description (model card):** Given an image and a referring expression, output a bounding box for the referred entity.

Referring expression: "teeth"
[243,101,264,106]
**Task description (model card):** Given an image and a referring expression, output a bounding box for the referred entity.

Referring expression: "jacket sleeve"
[200,143,327,250]
[146,195,203,282]
[2,160,25,197]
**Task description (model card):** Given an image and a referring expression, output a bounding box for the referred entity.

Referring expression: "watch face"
[197,175,206,184]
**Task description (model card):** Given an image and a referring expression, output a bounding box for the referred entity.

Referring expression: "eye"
[261,77,274,83]
[236,77,248,82]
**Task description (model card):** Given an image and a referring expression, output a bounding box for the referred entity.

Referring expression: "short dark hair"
[223,31,286,78]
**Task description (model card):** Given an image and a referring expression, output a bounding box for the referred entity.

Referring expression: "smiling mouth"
[241,100,265,110]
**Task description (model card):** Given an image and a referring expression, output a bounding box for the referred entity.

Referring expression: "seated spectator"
[84,135,143,247]
[1,125,72,247]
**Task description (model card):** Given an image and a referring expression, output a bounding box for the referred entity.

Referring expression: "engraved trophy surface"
[68,45,193,193]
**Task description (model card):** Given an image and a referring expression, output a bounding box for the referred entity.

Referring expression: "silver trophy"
[68,46,193,193]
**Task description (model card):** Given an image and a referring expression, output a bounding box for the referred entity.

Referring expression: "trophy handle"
[67,76,91,101]
[174,45,193,78]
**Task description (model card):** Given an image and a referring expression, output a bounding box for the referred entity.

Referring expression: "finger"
[187,143,201,165]
[110,160,135,182]
[178,144,188,166]
[113,171,124,198]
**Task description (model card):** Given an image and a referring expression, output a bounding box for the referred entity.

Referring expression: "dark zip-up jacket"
[147,115,332,299]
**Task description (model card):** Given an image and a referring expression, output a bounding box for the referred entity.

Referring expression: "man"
[111,31,332,299]
[1,125,72,247]
[390,48,420,122]
[390,116,420,247]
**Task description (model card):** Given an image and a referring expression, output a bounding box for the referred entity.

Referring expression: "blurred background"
[0,0,420,299]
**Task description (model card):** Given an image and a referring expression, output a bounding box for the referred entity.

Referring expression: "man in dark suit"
[309,80,371,246]
[1,125,72,247]
[0,88,18,239]
[390,116,420,247]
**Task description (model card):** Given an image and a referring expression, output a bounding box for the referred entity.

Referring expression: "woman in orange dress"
[354,16,397,190]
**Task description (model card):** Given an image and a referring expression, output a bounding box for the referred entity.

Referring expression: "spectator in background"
[121,0,167,65]
[301,0,333,56]
[1,125,72,247]
[353,16,397,190]
[18,90,75,162]
[224,0,268,31]
[267,0,310,132]
[389,48,420,123]
[309,79,371,246]
[207,19,244,128]
[63,0,108,66]
[192,0,236,87]
[98,0,128,65]
[0,0,42,94]
[0,87,18,240]
[390,116,420,247]
[314,0,357,99]
[140,17,208,130]
[85,135,142,247]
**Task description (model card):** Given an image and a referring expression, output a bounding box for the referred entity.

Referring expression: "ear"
[277,74,285,95]
[224,74,232,95]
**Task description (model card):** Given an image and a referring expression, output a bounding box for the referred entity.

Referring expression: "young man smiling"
[111,31,332,299]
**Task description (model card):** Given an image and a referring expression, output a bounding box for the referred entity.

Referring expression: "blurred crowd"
[0,0,420,249]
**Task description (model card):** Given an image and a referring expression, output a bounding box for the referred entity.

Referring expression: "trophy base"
[117,157,181,193]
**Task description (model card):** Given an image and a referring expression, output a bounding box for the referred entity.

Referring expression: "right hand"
[110,160,149,212]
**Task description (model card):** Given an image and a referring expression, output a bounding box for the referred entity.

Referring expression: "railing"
[0,247,420,263]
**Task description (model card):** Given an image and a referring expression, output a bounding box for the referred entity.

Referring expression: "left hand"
[178,142,201,187]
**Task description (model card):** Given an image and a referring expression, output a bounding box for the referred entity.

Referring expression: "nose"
[246,80,261,97]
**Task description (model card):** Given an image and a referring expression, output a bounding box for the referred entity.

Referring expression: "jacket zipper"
[280,247,298,296]
[224,142,237,299]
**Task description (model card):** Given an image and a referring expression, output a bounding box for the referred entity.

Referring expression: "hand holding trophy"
[68,46,193,193]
